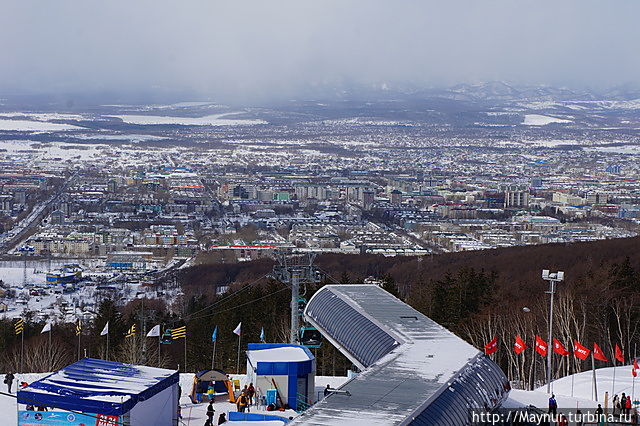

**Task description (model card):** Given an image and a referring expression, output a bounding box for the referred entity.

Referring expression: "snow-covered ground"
[585,145,640,155]
[0,372,349,426]
[0,119,83,131]
[3,366,636,424]
[506,365,639,412]
[543,365,639,403]
[0,113,86,121]
[107,113,267,126]
[523,114,572,125]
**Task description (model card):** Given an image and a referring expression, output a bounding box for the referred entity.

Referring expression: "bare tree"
[3,336,72,373]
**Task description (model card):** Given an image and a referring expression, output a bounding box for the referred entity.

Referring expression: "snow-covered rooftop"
[17,358,178,416]
[294,285,509,425]
[247,346,313,363]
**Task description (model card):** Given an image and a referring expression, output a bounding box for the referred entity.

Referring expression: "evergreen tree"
[381,274,401,299]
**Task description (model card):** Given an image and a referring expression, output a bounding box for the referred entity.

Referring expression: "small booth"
[17,358,179,426]
[246,343,315,411]
[190,369,234,403]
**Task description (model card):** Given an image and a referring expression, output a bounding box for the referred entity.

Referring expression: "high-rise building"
[362,190,375,210]
[504,190,529,208]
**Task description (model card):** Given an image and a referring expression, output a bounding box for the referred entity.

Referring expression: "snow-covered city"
[2,1,640,425]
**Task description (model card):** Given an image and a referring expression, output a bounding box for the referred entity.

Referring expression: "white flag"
[100,321,109,336]
[41,322,51,334]
[146,324,161,337]
[233,322,242,336]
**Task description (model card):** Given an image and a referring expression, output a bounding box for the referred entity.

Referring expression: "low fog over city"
[3,0,640,101]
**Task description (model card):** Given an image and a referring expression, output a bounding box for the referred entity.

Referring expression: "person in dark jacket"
[247,383,255,405]
[206,402,215,422]
[4,372,15,393]
[324,384,331,397]
[217,413,227,424]
[595,404,604,419]
[548,394,557,415]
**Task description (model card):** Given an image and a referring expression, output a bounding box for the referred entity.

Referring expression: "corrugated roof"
[295,285,509,425]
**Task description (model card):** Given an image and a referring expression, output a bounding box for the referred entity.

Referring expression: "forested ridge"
[1,236,639,386]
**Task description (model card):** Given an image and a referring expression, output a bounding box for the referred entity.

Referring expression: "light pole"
[542,269,564,394]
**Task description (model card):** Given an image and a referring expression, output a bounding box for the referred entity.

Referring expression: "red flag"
[633,358,639,377]
[484,336,498,355]
[535,335,548,357]
[573,340,591,360]
[614,344,624,363]
[513,335,527,355]
[593,343,608,362]
[553,338,571,356]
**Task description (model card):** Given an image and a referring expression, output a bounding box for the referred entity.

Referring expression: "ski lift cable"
[185,285,292,322]
[184,273,271,320]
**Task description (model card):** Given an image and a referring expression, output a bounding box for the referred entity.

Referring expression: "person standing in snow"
[237,393,248,412]
[217,413,227,424]
[206,401,215,422]
[324,384,331,397]
[548,394,557,415]
[247,382,255,405]
[4,372,15,393]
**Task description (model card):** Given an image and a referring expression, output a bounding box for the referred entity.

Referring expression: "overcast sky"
[2,0,639,102]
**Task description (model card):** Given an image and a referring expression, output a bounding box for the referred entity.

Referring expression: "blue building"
[246,343,315,411]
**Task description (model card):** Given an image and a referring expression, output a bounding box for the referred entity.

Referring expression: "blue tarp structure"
[17,358,179,416]
[228,412,290,423]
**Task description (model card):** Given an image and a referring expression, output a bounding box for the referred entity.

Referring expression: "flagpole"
[77,323,81,361]
[20,327,24,374]
[632,357,636,405]
[632,357,636,403]
[592,353,598,401]
[106,332,109,361]
[158,329,161,367]
[184,334,187,373]
[48,327,52,371]
[212,340,216,370]
[571,360,575,397]
[237,334,241,374]
[612,358,617,398]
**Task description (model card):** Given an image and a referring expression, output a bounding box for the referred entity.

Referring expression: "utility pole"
[136,299,155,365]
[270,252,320,345]
[542,269,564,394]
[290,270,300,344]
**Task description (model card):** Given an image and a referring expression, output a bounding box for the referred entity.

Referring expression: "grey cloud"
[2,0,639,101]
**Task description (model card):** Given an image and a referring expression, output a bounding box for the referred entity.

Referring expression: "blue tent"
[17,358,178,416]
